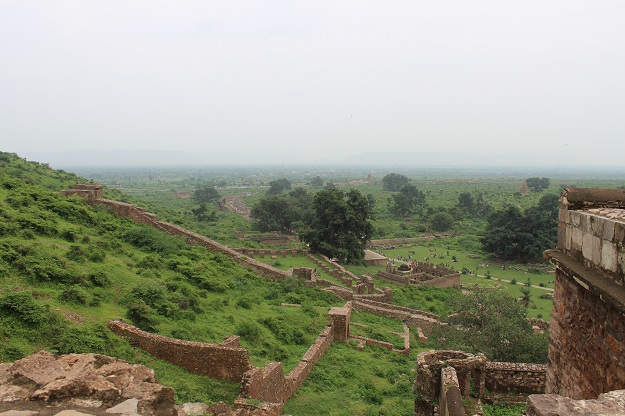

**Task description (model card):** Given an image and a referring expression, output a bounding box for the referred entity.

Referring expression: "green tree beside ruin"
[431,290,548,363]
[299,188,373,264]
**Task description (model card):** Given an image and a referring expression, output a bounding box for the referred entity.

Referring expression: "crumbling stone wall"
[376,262,460,288]
[415,351,486,416]
[107,320,252,382]
[484,362,546,395]
[94,199,290,282]
[61,184,103,203]
[241,310,342,403]
[414,350,547,415]
[353,299,438,335]
[439,367,465,416]
[544,188,625,400]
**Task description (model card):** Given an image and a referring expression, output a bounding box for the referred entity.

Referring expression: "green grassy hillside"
[0,152,342,405]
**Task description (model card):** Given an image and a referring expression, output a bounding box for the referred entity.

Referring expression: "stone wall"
[241,317,337,403]
[107,320,252,382]
[352,299,439,335]
[414,350,547,415]
[94,199,290,282]
[439,367,466,416]
[544,188,625,400]
[484,362,547,395]
[61,184,103,203]
[376,264,460,289]
[234,249,306,257]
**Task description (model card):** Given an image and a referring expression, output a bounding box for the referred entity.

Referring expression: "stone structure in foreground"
[415,189,625,416]
[544,188,625,400]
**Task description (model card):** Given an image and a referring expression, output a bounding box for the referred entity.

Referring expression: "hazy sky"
[1,1,624,166]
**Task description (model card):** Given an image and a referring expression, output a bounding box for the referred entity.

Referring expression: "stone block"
[603,219,616,242]
[616,222,625,245]
[591,215,604,237]
[570,211,581,227]
[582,232,594,263]
[571,227,583,253]
[600,242,618,273]
[592,235,602,266]
[559,208,570,224]
[581,214,591,233]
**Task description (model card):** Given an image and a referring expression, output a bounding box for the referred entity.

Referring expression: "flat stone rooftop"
[584,208,625,223]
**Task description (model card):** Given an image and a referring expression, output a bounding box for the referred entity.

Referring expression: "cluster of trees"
[251,186,373,263]
[481,194,558,261]
[526,177,551,192]
[250,187,313,233]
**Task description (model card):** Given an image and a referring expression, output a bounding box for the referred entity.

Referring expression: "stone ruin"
[541,188,625,401]
[376,261,461,288]
[52,185,625,415]
[414,350,547,416]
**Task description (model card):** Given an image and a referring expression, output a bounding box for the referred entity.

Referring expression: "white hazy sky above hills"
[1,1,624,166]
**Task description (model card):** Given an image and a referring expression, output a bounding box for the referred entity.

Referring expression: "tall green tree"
[193,183,220,204]
[250,188,314,233]
[300,189,373,264]
[267,178,292,195]
[382,173,409,191]
[389,185,426,218]
[431,290,548,363]
[481,197,558,262]
[429,212,454,232]
[526,177,550,192]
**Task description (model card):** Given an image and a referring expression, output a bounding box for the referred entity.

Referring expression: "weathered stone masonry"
[544,188,625,400]
[107,321,252,383]
[414,350,546,416]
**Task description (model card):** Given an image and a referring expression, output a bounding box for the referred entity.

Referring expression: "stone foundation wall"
[545,262,625,399]
[415,350,547,415]
[241,320,336,403]
[376,269,460,289]
[418,274,461,288]
[352,299,438,335]
[107,320,252,382]
[484,362,547,395]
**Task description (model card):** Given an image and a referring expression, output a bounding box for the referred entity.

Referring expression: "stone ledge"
[544,249,625,311]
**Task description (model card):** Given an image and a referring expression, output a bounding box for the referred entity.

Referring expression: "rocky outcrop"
[0,351,174,416]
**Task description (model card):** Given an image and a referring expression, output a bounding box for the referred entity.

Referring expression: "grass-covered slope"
[0,152,341,404]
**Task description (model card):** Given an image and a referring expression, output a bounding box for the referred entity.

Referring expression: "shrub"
[59,286,89,305]
[126,301,159,331]
[66,245,88,262]
[235,321,262,343]
[0,291,49,325]
[259,316,306,345]
[88,249,106,262]
[123,226,184,254]
[88,270,111,287]
[61,229,78,242]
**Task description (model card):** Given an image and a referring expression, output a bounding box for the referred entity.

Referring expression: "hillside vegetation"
[0,152,343,405]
